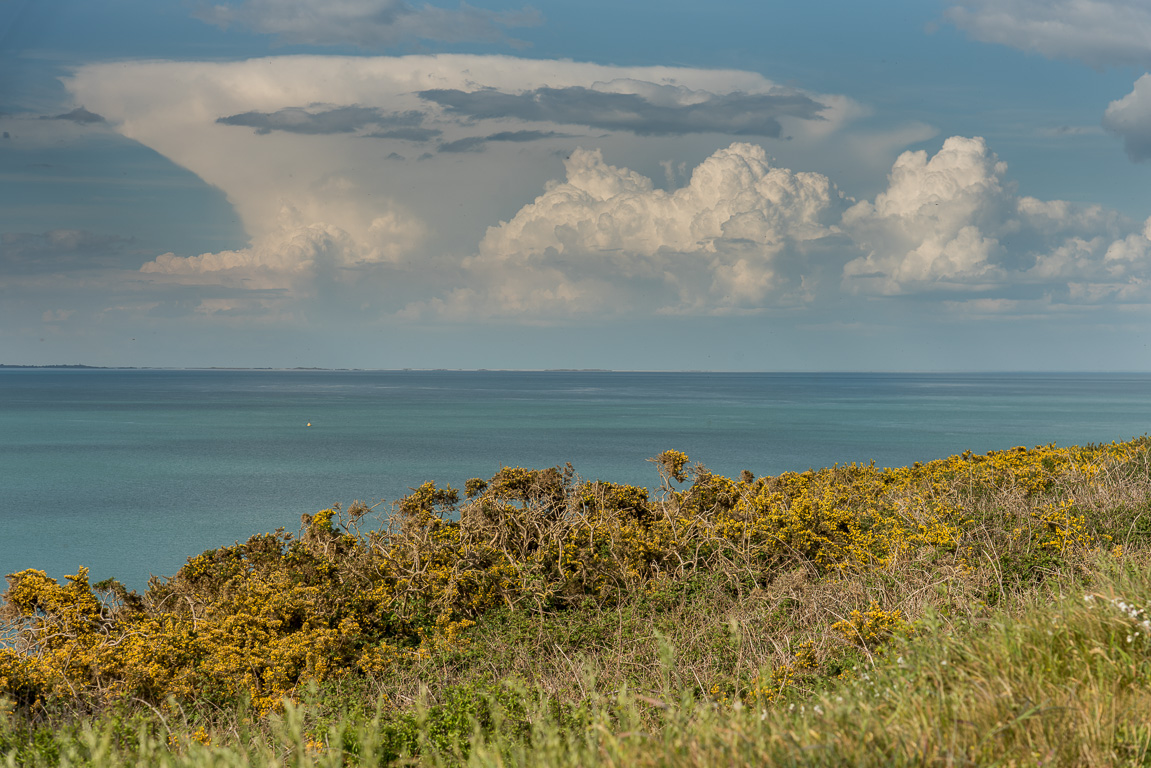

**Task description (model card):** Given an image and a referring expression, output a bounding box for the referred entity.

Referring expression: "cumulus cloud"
[842,137,1013,293]
[399,142,844,318]
[61,54,863,306]
[481,143,839,259]
[1103,217,1151,275]
[1103,75,1151,161]
[194,0,541,48]
[419,84,826,137]
[841,135,1151,304]
[944,0,1151,68]
[48,47,1151,322]
[139,203,425,289]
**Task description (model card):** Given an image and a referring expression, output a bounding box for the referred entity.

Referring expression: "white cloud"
[67,55,1151,323]
[1104,217,1151,275]
[1103,75,1151,161]
[842,135,1151,304]
[401,142,844,318]
[480,143,838,260]
[139,203,425,284]
[1015,197,1121,233]
[842,136,1012,293]
[945,0,1151,68]
[65,55,861,307]
[194,0,541,48]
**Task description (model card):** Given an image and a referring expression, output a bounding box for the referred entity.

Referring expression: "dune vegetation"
[3,438,1151,766]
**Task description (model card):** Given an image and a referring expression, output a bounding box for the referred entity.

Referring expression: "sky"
[3,0,1151,370]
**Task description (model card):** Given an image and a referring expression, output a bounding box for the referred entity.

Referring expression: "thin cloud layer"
[419,84,825,137]
[194,0,541,48]
[945,0,1151,68]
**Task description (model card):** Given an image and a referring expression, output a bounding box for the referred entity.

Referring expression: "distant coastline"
[0,363,110,369]
[0,364,619,372]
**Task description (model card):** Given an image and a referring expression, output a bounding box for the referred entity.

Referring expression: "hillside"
[3,439,1151,766]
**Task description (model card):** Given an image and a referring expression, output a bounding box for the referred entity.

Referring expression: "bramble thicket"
[3,437,1149,721]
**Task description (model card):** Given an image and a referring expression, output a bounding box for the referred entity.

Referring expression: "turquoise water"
[2,369,1149,590]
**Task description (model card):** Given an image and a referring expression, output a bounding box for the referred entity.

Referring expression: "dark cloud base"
[43,107,105,124]
[217,106,429,136]
[418,85,826,137]
[439,129,571,153]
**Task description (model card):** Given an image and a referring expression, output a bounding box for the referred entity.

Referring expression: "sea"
[2,369,1150,592]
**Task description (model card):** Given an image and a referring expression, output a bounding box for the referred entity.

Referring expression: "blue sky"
[3,0,1151,370]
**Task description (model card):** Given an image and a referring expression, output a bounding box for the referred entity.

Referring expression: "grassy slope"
[3,439,1151,766]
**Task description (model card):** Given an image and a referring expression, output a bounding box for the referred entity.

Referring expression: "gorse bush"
[2,439,1149,723]
[6,562,1151,767]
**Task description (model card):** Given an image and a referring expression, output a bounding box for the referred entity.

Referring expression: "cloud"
[419,84,826,137]
[481,143,840,259]
[368,126,441,141]
[43,107,105,124]
[438,129,569,153]
[944,0,1151,68]
[841,135,1151,304]
[139,203,426,287]
[217,106,427,135]
[842,137,1013,293]
[62,55,859,304]
[399,142,845,318]
[436,136,486,153]
[1103,75,1151,161]
[1103,217,1151,276]
[194,0,541,48]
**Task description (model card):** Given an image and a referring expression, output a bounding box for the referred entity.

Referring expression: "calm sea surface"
[2,369,1149,590]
